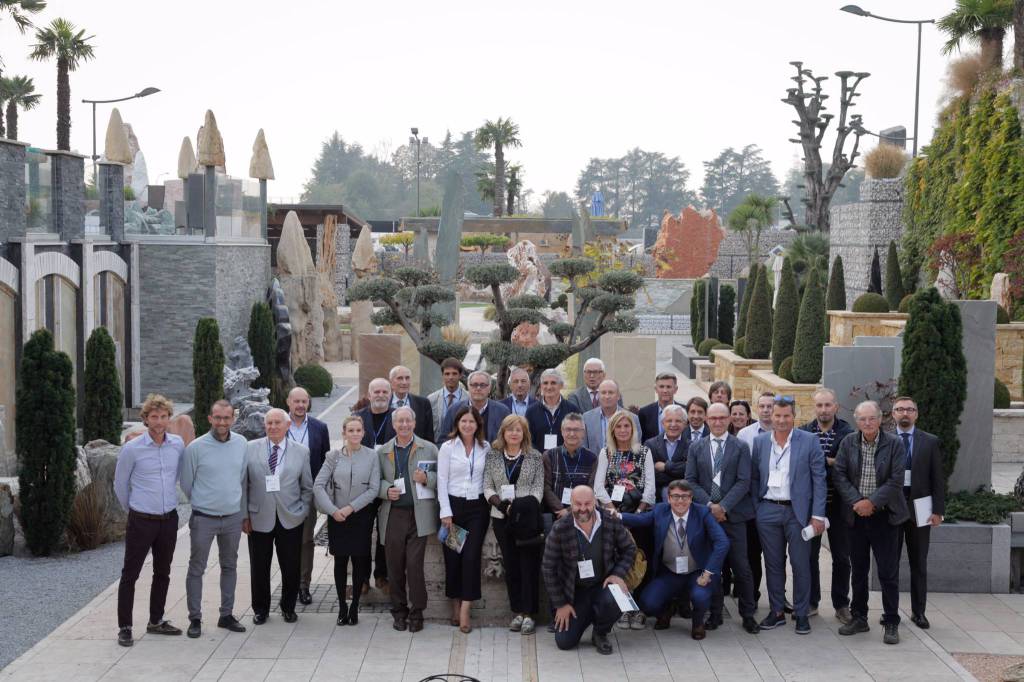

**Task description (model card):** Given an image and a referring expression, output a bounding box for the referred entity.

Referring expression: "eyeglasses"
[774,395,795,405]
[893,407,917,413]
[468,383,490,389]
[562,427,584,433]
[667,494,692,501]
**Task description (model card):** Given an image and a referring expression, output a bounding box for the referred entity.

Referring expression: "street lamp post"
[409,127,427,217]
[82,86,161,181]
[840,5,934,157]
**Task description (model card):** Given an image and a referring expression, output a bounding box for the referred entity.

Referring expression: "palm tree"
[473,117,521,217]
[0,0,45,137]
[938,0,1014,71]
[1,75,40,140]
[728,194,777,267]
[29,17,96,151]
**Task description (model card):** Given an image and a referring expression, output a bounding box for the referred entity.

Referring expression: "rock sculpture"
[177,137,197,179]
[102,108,133,165]
[196,110,226,169]
[83,439,128,539]
[350,225,377,361]
[224,336,272,439]
[319,216,344,361]
[248,128,275,180]
[992,272,1011,312]
[130,150,149,205]
[277,211,325,368]
[501,240,551,300]
[267,278,294,386]
[652,206,725,278]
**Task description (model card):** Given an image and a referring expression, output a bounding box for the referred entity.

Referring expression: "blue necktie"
[900,432,912,485]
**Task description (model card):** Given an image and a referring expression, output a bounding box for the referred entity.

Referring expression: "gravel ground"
[954,653,1024,681]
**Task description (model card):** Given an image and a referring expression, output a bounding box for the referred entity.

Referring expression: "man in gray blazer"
[686,402,759,634]
[750,396,826,635]
[242,409,313,625]
[583,379,639,453]
[427,358,467,440]
[569,358,623,413]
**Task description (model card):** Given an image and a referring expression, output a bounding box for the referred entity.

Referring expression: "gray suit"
[427,386,467,440]
[582,407,640,455]
[568,385,622,414]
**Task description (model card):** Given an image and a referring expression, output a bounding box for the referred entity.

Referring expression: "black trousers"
[712,519,756,618]
[248,516,303,616]
[746,518,762,603]
[554,584,621,650]
[443,496,490,601]
[334,555,371,610]
[897,515,932,617]
[117,510,178,628]
[493,516,542,615]
[811,494,851,609]
[850,513,900,625]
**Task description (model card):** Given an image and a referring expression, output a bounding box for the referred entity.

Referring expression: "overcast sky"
[1,0,958,209]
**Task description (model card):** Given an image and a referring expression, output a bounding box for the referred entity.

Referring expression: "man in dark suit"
[685,402,759,634]
[353,377,396,590]
[568,358,608,413]
[286,387,332,606]
[526,369,573,452]
[621,480,730,640]
[834,400,908,646]
[501,367,537,417]
[638,373,685,443]
[438,370,511,443]
[645,404,688,502]
[389,365,434,442]
[684,397,711,445]
[893,396,944,630]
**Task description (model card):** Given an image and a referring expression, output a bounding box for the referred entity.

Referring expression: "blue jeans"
[638,566,716,625]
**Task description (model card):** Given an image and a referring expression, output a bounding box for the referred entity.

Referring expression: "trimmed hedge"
[852,292,890,313]
[736,265,758,339]
[826,255,847,311]
[744,265,772,359]
[996,378,1011,408]
[192,318,225,437]
[697,337,721,356]
[884,240,905,311]
[792,267,826,384]
[771,257,798,374]
[83,327,122,444]
[734,336,746,358]
[295,364,334,397]
[691,279,707,349]
[898,293,915,313]
[718,284,736,345]
[778,356,794,382]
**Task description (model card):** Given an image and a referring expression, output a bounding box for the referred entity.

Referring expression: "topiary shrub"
[734,336,746,358]
[868,246,883,295]
[718,284,736,345]
[771,257,799,374]
[792,267,827,384]
[852,292,890,313]
[898,293,915,313]
[884,240,905,311]
[778,356,794,382]
[736,265,758,339]
[826,256,847,311]
[997,305,1010,324]
[83,326,123,444]
[698,337,721,356]
[995,378,1011,408]
[247,301,275,391]
[192,318,225,437]
[294,364,334,397]
[744,266,773,359]
[16,329,76,556]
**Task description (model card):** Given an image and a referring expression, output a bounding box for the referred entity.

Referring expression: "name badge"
[393,477,406,494]
[561,488,572,505]
[500,484,515,501]
[544,434,558,450]
[904,470,912,487]
[713,472,722,487]
[768,470,784,488]
[578,560,595,579]
[676,556,689,574]
[265,475,280,493]
[611,484,626,502]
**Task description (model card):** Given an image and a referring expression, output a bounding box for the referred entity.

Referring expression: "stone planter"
[710,349,772,402]
[997,323,1024,401]
[994,409,1024,463]
[748,369,822,421]
[693,359,715,392]
[828,311,908,347]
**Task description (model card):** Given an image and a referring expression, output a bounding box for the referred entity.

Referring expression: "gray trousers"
[300,508,317,590]
[186,511,243,621]
[757,502,812,618]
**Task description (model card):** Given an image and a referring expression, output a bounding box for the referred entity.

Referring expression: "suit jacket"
[438,399,511,445]
[294,415,331,480]
[750,428,827,527]
[376,435,440,538]
[500,394,537,417]
[355,406,396,448]
[542,508,636,609]
[638,400,685,444]
[427,386,467,440]
[899,428,946,522]
[242,437,313,533]
[833,430,910,527]
[392,393,434,442]
[621,502,729,575]
[525,398,573,452]
[582,407,640,455]
[685,433,755,522]
[568,385,622,413]
[644,435,688,497]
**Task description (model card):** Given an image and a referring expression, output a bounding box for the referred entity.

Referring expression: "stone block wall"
[993,409,1024,463]
[215,243,271,356]
[828,311,908,347]
[712,349,772,402]
[709,229,798,279]
[49,152,85,240]
[997,324,1024,401]
[748,369,822,424]
[0,140,27,242]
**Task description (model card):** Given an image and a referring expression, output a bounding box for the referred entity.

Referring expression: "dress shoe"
[911,614,930,629]
[187,619,201,639]
[654,612,672,630]
[835,607,853,625]
[299,588,313,605]
[794,616,811,635]
[146,620,182,635]
[253,613,268,625]
[783,600,794,614]
[705,615,723,631]
[217,615,246,633]
[376,577,389,590]
[838,619,870,636]
[117,627,133,647]
[393,616,408,631]
[759,612,786,630]
[691,624,706,641]
[347,609,359,626]
[336,604,349,626]
[883,622,900,645]
[282,611,298,623]
[409,619,424,633]
[592,631,613,655]
[742,616,761,634]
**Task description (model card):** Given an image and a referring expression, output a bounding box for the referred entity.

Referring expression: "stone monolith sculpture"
[277,211,325,368]
[350,225,377,361]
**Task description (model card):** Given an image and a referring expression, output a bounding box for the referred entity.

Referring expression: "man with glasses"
[543,414,597,522]
[389,365,434,442]
[526,369,573,452]
[569,358,621,413]
[893,396,944,630]
[646,404,688,502]
[439,371,510,443]
[833,401,908,645]
[750,395,826,635]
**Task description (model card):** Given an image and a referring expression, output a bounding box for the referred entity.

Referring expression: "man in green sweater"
[179,399,249,638]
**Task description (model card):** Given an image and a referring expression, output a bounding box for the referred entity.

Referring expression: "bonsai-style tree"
[868,246,883,295]
[17,328,76,556]
[898,287,967,485]
[83,326,122,443]
[792,267,827,383]
[771,257,799,374]
[192,318,224,437]
[247,301,274,390]
[884,240,905,310]
[461,234,511,262]
[380,231,415,261]
[745,265,773,359]
[718,284,736,345]
[826,255,847,310]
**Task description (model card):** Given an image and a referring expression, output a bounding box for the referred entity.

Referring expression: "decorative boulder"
[83,439,128,539]
[277,211,325,368]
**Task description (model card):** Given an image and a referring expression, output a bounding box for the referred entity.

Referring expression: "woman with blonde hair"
[484,414,545,635]
[313,415,380,626]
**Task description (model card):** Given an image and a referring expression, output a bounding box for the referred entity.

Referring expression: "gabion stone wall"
[709,229,798,279]
[829,178,905,308]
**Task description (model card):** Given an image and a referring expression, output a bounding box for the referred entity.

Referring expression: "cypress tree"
[792,267,826,383]
[868,246,883,295]
[736,264,758,339]
[826,255,847,311]
[247,301,275,390]
[193,318,225,437]
[16,329,77,556]
[718,284,736,345]
[884,240,905,310]
[745,265,773,359]
[771,257,799,374]
[691,279,706,349]
[898,288,967,486]
[83,327,123,443]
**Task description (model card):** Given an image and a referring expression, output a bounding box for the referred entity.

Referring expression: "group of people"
[112,355,945,657]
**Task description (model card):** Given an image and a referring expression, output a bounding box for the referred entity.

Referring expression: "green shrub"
[778,356,794,381]
[691,279,707,349]
[792,267,826,384]
[736,265,758,339]
[946,490,1022,524]
[898,293,915,313]
[192,318,225,437]
[995,378,1011,408]
[295,364,334,397]
[734,336,746,358]
[83,327,123,444]
[16,329,76,556]
[852,292,890,313]
[771,257,798,374]
[718,284,736,345]
[698,338,721,356]
[744,266,773,359]
[997,305,1010,324]
[884,240,905,311]
[713,343,732,351]
[247,302,275,390]
[868,246,883,295]
[826,256,847,311]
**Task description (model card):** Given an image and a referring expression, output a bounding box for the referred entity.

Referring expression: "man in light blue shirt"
[113,394,185,648]
[179,399,248,638]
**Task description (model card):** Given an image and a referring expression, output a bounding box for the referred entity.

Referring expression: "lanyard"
[268,438,287,469]
[672,514,687,549]
[575,524,596,560]
[288,418,308,445]
[561,448,583,481]
[463,440,479,481]
[545,402,561,433]
[771,441,789,470]
[374,412,391,443]
[504,454,523,482]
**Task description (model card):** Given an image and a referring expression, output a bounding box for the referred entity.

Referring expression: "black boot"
[336,603,349,626]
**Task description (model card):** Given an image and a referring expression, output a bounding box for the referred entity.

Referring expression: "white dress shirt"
[287,415,309,448]
[437,437,488,518]
[738,421,770,450]
[764,430,793,501]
